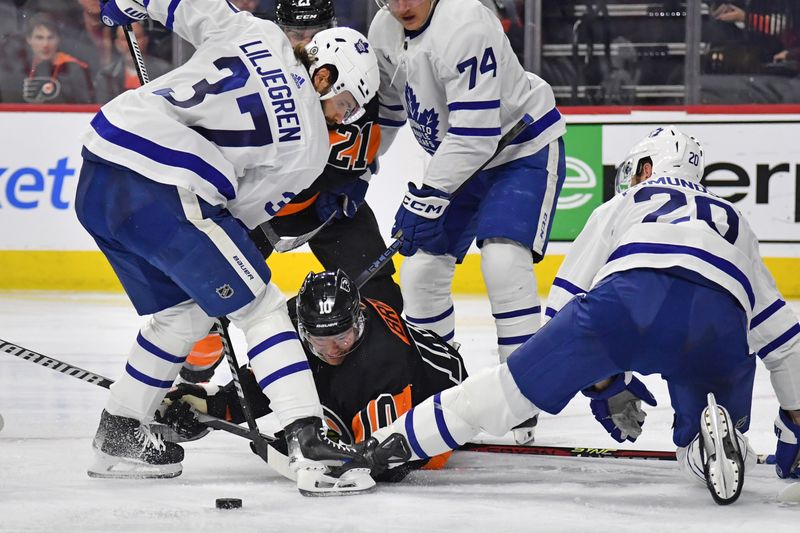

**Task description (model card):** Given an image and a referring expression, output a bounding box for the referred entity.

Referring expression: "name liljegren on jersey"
[404,84,440,155]
[239,40,302,143]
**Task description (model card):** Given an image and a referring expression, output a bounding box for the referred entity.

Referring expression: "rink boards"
[1,106,799,296]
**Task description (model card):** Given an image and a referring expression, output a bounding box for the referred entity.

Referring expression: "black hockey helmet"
[296,270,365,361]
[276,0,337,29]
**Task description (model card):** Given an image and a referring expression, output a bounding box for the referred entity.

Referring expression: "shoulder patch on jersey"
[291,73,306,90]
[366,298,410,345]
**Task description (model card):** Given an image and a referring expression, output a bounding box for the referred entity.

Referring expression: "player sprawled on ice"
[161,269,467,481]
[74,0,380,495]
[356,126,800,505]
[180,0,402,385]
[159,270,467,481]
[368,0,567,445]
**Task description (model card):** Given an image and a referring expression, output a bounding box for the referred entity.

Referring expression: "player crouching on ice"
[75,0,380,495]
[356,126,800,505]
[160,269,468,482]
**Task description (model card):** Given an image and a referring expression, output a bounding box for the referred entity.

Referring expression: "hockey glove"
[100,0,148,28]
[392,183,450,256]
[314,177,369,221]
[163,382,229,420]
[774,409,800,478]
[582,372,657,443]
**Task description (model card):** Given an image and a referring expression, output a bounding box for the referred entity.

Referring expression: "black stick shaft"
[216,320,272,461]
[123,24,149,85]
[0,337,273,443]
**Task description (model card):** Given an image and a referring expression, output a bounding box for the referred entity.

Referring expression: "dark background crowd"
[0,0,798,106]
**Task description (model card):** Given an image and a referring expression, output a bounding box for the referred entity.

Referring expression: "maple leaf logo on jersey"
[354,39,369,55]
[404,84,440,155]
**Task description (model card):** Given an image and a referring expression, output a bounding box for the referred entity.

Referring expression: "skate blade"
[296,467,376,497]
[702,397,744,505]
[87,449,182,479]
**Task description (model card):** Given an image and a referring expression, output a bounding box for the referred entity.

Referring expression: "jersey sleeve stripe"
[750,299,787,329]
[90,111,236,200]
[448,126,502,137]
[757,323,800,359]
[440,330,455,342]
[498,333,534,345]
[379,102,405,111]
[137,332,186,364]
[447,100,501,111]
[510,107,562,145]
[225,0,238,12]
[433,392,460,449]
[552,277,585,296]
[545,306,557,318]
[492,306,541,319]
[125,362,174,388]
[247,330,300,360]
[165,0,182,30]
[379,117,407,127]
[607,242,756,309]
[405,408,430,459]
[405,305,454,324]
[257,360,310,389]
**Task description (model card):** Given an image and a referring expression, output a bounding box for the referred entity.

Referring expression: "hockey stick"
[0,337,296,478]
[214,320,276,466]
[460,442,771,464]
[259,210,337,253]
[0,337,273,442]
[353,112,536,289]
[123,24,149,85]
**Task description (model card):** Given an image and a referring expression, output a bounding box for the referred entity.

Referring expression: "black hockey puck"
[215,498,242,510]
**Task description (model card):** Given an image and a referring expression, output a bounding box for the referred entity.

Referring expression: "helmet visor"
[321,89,365,125]
[614,156,636,194]
[374,0,428,11]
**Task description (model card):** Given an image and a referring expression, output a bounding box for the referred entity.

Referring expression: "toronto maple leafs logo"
[354,39,369,55]
[404,84,440,155]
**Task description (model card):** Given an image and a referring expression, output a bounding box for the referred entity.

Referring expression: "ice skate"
[88,410,184,479]
[284,417,375,496]
[512,415,538,445]
[700,393,744,505]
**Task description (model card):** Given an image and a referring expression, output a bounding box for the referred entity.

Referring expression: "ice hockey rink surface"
[0,291,797,532]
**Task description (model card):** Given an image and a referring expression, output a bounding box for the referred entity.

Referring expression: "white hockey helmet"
[615,125,704,194]
[305,27,379,124]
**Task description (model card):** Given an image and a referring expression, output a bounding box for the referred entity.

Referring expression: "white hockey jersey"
[546,176,800,410]
[81,0,329,230]
[368,0,566,193]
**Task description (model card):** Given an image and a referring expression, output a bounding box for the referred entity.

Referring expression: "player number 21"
[457,47,497,90]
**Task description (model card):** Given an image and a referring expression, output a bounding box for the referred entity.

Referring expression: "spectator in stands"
[75,0,113,72]
[0,13,95,104]
[712,1,800,74]
[94,23,170,103]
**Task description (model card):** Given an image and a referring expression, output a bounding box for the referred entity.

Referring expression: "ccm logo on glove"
[402,192,449,219]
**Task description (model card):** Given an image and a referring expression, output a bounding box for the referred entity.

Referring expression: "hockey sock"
[400,251,458,344]
[481,240,541,362]
[107,301,215,420]
[229,283,323,427]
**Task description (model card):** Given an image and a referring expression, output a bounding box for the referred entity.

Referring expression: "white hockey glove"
[582,372,657,443]
[100,0,148,28]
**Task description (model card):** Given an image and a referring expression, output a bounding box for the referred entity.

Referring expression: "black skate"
[700,393,744,505]
[284,417,375,496]
[88,410,184,479]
